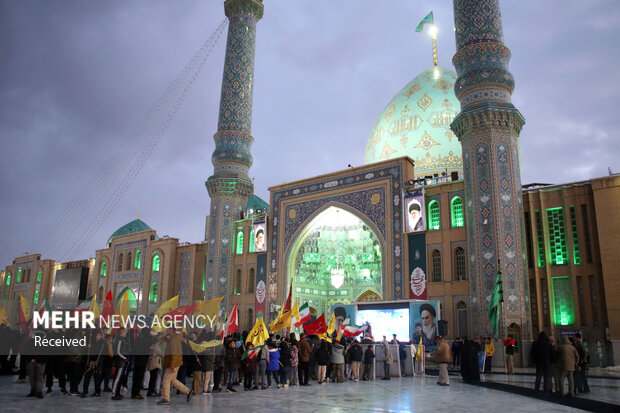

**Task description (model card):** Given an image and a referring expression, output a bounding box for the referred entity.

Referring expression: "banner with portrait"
[409,301,440,350]
[252,218,266,253]
[254,253,268,319]
[408,233,427,300]
[404,191,425,233]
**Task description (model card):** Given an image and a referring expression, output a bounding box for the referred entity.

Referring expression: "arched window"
[126,252,132,271]
[152,254,161,272]
[5,273,10,286]
[149,282,158,303]
[117,253,124,271]
[17,267,22,283]
[135,250,141,269]
[456,301,468,338]
[428,200,440,230]
[431,249,442,282]
[27,269,31,283]
[248,230,255,253]
[454,247,467,281]
[233,269,242,295]
[37,269,42,283]
[100,262,107,277]
[236,230,244,255]
[247,268,255,293]
[451,196,464,228]
[34,290,39,305]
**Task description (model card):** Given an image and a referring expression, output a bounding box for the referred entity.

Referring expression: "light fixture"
[331,263,344,289]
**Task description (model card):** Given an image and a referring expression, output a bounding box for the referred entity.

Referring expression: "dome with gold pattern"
[365,66,463,177]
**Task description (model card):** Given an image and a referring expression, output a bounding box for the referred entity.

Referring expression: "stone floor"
[2,373,619,413]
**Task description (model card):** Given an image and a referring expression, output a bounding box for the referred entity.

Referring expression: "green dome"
[247,194,269,214]
[107,219,156,246]
[365,66,463,177]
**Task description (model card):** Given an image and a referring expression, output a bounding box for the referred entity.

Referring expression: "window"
[5,273,10,286]
[589,275,599,326]
[248,268,255,293]
[17,267,21,283]
[551,276,575,326]
[529,278,539,332]
[569,206,580,265]
[152,254,161,272]
[37,269,42,283]
[535,210,545,267]
[34,291,39,305]
[149,282,158,304]
[456,301,468,338]
[524,212,534,268]
[135,250,141,269]
[236,229,244,255]
[100,262,107,277]
[248,230,255,253]
[117,253,124,271]
[454,247,466,281]
[246,308,254,330]
[431,249,442,282]
[541,278,550,327]
[233,270,242,295]
[546,207,567,265]
[581,204,593,263]
[451,196,464,228]
[126,252,132,271]
[26,269,31,283]
[576,276,586,326]
[428,201,440,230]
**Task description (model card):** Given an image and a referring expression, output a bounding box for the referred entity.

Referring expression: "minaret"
[450,0,531,339]
[205,0,263,303]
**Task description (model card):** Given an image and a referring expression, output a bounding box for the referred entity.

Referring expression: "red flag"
[224,302,238,336]
[283,284,293,313]
[303,313,327,336]
[101,290,114,324]
[163,305,197,323]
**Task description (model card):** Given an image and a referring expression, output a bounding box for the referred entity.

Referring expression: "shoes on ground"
[111,394,123,400]
[131,394,144,400]
[186,389,193,402]
[156,399,170,405]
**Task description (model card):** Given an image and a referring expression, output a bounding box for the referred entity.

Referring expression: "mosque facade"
[1,0,619,367]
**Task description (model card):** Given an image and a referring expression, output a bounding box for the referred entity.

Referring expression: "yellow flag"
[336,325,343,342]
[247,317,270,347]
[416,336,423,362]
[269,310,292,332]
[19,294,31,322]
[116,291,129,328]
[194,296,223,319]
[0,306,10,326]
[88,295,100,320]
[318,332,332,343]
[188,339,221,353]
[152,295,179,333]
[327,311,336,335]
[291,298,300,325]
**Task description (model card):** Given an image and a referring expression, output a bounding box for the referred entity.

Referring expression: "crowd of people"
[0,325,593,403]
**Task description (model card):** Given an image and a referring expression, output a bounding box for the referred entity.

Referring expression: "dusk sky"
[1,1,618,268]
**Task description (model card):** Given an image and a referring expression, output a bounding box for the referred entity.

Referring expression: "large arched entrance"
[287,206,383,316]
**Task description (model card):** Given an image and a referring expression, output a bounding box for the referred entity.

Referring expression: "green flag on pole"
[488,267,504,337]
[415,11,434,32]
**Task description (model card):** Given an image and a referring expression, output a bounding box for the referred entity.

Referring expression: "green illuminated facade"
[451,196,464,227]
[547,207,568,265]
[535,210,545,267]
[570,206,580,265]
[552,276,575,326]
[428,200,440,230]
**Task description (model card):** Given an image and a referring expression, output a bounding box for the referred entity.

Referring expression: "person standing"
[484,337,495,373]
[266,341,280,388]
[147,333,165,397]
[381,336,393,380]
[347,340,363,381]
[289,337,299,386]
[111,329,130,400]
[330,340,345,383]
[555,336,578,397]
[158,330,192,405]
[297,334,313,386]
[460,337,481,382]
[362,345,375,381]
[572,333,590,395]
[82,330,105,397]
[431,336,452,386]
[279,340,291,388]
[253,343,269,390]
[241,343,256,390]
[503,335,516,375]
[316,339,331,384]
[25,332,46,398]
[530,331,552,395]
[131,328,150,400]
[224,338,241,392]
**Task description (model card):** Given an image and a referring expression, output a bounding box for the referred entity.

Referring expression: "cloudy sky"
[1,0,618,268]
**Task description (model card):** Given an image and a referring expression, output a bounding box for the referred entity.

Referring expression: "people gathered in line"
[0,324,594,402]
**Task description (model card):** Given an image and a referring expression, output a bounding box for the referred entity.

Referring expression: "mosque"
[1,0,619,368]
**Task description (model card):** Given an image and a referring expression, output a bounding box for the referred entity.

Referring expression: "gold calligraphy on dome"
[389,115,422,136]
[427,110,458,127]
[404,83,421,97]
[417,93,432,111]
[367,127,383,148]
[385,105,396,121]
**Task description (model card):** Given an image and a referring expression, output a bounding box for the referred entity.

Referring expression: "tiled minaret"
[450,0,531,339]
[205,0,263,303]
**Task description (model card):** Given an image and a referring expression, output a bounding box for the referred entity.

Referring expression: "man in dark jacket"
[573,333,590,394]
[347,340,363,381]
[530,331,553,394]
[131,328,150,399]
[460,337,481,382]
[297,334,313,386]
[82,330,105,397]
[111,329,130,400]
[362,345,375,381]
[25,332,46,398]
[224,338,241,392]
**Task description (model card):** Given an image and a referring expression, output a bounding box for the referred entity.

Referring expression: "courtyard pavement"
[1,372,619,413]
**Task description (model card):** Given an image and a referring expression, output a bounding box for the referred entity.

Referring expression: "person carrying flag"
[158,329,193,405]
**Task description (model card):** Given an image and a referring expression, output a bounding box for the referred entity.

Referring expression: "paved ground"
[2,373,618,413]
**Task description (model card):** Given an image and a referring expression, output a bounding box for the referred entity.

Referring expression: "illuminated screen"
[357,308,409,341]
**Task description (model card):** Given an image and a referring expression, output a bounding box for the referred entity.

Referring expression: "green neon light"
[135,250,141,269]
[570,206,580,265]
[552,276,575,326]
[17,268,21,283]
[248,230,255,253]
[37,270,42,283]
[236,229,244,255]
[451,196,464,227]
[149,282,158,303]
[34,291,39,305]
[5,274,10,286]
[428,200,440,230]
[152,255,161,272]
[546,207,568,265]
